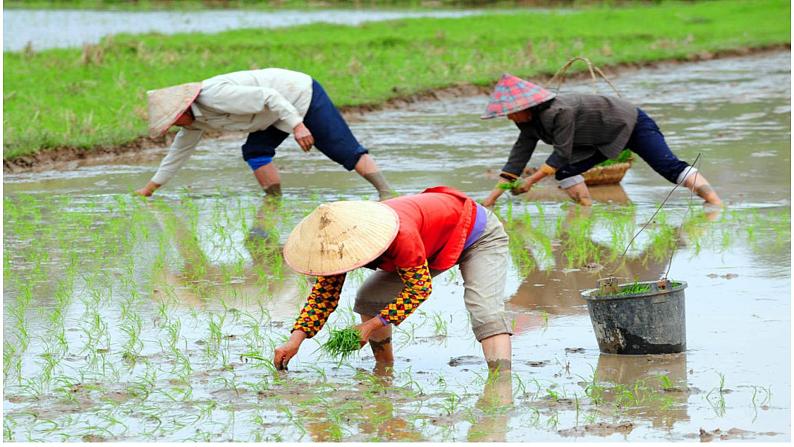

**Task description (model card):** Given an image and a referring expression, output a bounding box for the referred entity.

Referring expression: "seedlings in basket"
[595,149,633,167]
[321,327,361,361]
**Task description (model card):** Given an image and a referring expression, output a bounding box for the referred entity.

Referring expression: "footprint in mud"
[447,355,481,367]
[525,360,548,367]
[706,273,739,279]
[691,427,782,442]
[564,347,586,354]
[558,422,634,437]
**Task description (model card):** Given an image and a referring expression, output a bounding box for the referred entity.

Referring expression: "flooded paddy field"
[3,51,790,441]
[3,8,500,51]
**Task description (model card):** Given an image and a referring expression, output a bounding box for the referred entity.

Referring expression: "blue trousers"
[555,109,690,184]
[241,79,368,171]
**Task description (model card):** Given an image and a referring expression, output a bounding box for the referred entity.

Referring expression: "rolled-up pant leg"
[355,212,513,342]
[458,210,513,341]
[627,108,692,184]
[554,152,608,188]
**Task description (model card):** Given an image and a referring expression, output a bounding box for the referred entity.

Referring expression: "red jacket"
[378,186,477,272]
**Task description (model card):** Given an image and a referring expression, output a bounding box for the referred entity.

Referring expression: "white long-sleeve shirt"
[151,68,313,186]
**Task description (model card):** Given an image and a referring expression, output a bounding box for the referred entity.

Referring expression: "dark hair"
[530,97,555,114]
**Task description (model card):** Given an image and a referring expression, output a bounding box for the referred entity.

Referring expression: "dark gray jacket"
[501,94,638,176]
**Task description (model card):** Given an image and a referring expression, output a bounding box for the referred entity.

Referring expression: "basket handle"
[549,56,622,98]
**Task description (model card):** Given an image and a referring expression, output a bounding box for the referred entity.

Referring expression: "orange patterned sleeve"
[379,261,433,326]
[292,274,346,338]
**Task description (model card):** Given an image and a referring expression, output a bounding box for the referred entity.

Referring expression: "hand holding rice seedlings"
[321,327,362,361]
[497,179,524,191]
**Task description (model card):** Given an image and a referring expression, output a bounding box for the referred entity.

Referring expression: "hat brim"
[283,201,400,276]
[480,94,555,119]
[147,83,202,138]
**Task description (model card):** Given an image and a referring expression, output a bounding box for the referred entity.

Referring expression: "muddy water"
[3,51,790,441]
[3,8,506,51]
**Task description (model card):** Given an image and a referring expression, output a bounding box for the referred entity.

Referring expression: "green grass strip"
[3,0,790,159]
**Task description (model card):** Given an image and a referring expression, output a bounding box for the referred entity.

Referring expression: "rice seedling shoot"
[321,327,362,361]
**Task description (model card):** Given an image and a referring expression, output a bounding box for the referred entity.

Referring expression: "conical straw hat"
[283,201,400,276]
[481,73,555,119]
[146,82,202,137]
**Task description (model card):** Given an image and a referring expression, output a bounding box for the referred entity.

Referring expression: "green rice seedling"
[546,410,560,430]
[580,372,605,406]
[321,327,361,361]
[105,412,131,437]
[512,373,528,399]
[557,207,601,268]
[441,393,461,416]
[573,393,581,425]
[3,342,21,382]
[394,321,417,345]
[206,313,226,358]
[120,312,144,360]
[432,312,448,338]
[541,310,550,330]
[395,367,425,398]
[497,179,524,191]
[657,374,674,391]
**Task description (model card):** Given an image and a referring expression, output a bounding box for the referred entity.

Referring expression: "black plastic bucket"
[581,281,687,355]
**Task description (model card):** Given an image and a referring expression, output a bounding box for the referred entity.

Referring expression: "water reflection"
[522,179,632,204]
[145,198,308,316]
[596,353,690,429]
[466,372,513,442]
[507,205,677,332]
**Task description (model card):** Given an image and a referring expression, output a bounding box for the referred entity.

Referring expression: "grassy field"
[3,0,790,159]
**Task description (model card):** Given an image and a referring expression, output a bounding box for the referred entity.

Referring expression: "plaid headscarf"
[481,73,555,119]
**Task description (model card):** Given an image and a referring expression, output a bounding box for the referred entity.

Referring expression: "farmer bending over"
[136,68,395,200]
[480,74,722,207]
[273,186,513,372]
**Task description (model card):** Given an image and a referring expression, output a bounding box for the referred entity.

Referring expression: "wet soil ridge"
[3,0,789,171]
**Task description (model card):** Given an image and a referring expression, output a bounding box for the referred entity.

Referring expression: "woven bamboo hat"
[283,201,400,276]
[146,82,202,137]
[481,73,555,119]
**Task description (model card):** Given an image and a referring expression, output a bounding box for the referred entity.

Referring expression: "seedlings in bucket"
[615,282,653,296]
[321,327,361,361]
[596,280,652,297]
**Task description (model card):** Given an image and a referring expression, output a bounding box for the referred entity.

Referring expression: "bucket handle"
[549,56,623,98]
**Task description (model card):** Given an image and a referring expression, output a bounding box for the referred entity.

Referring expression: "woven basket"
[583,161,632,186]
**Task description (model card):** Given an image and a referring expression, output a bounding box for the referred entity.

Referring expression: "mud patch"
[448,355,482,367]
[690,427,783,442]
[558,421,634,437]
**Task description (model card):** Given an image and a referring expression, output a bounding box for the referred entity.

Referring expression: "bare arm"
[135,127,204,196]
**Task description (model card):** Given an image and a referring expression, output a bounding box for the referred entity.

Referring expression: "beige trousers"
[353,209,513,341]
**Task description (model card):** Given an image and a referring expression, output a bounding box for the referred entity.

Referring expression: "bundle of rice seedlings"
[321,327,361,361]
[497,179,524,191]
